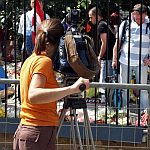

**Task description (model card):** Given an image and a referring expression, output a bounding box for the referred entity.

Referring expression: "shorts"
[13,124,57,150]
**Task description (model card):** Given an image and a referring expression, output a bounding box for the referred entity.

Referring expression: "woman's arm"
[28,74,90,104]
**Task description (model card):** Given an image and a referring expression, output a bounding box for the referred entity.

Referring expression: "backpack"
[53,31,100,79]
[119,20,128,52]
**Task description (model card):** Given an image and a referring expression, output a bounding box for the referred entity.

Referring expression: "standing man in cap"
[112,3,150,111]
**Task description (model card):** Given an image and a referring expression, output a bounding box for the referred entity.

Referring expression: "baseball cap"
[133,4,147,13]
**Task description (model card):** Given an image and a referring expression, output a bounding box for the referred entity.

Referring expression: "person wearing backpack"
[112,4,150,111]
[18,0,50,59]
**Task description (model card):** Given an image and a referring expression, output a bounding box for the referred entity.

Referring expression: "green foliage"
[86,88,99,98]
[0,0,150,39]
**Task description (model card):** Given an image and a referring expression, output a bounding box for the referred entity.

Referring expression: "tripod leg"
[56,108,68,138]
[72,109,84,150]
[83,111,90,149]
[70,108,78,150]
[83,108,95,150]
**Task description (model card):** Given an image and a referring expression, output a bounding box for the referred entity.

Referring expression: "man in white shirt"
[112,4,150,111]
[18,0,50,58]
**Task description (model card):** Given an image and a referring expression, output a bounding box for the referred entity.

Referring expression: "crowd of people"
[86,4,150,111]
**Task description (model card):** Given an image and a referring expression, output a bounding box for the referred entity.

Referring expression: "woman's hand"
[71,77,90,94]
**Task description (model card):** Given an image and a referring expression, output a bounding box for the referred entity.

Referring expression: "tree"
[0,0,149,39]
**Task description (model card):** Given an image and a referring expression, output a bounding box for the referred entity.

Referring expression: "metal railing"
[0,78,150,125]
[0,78,150,149]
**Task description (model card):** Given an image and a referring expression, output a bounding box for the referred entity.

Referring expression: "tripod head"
[62,76,87,109]
[63,98,87,109]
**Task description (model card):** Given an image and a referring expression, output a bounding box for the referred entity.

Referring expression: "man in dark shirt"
[98,20,116,61]
[83,7,101,82]
[97,8,116,94]
[83,7,101,56]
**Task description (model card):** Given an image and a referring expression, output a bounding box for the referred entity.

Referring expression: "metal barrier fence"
[0,79,150,149]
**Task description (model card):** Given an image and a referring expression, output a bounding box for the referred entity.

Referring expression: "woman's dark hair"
[34,18,64,55]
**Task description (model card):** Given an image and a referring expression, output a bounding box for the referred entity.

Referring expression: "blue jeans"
[26,35,34,56]
[120,63,149,111]
[99,60,113,93]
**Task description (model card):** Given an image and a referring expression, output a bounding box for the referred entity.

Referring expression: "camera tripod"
[56,77,95,150]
